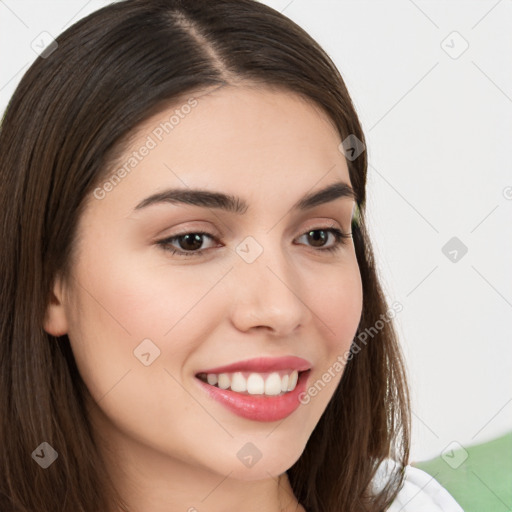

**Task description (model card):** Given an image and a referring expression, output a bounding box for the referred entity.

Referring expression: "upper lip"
[195,356,312,375]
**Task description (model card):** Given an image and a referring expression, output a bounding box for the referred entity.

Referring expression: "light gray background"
[1,0,511,462]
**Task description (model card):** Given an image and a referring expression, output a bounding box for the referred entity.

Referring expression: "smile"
[196,369,301,396]
[195,369,311,422]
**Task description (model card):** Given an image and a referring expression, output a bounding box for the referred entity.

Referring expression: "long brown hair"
[0,1,410,510]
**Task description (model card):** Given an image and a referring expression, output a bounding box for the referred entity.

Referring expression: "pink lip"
[195,356,312,375]
[195,369,311,422]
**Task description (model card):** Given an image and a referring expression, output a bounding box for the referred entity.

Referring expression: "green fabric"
[412,431,512,512]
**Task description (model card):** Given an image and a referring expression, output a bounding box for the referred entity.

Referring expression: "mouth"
[195,369,310,397]
[194,368,312,422]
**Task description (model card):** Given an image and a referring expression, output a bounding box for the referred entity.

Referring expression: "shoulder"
[371,458,465,512]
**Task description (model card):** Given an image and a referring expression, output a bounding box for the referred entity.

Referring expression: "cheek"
[63,254,229,451]
[64,247,231,398]
[71,235,226,336]
[307,258,363,347]
[299,259,362,406]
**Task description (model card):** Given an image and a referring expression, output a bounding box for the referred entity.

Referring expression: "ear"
[43,273,69,336]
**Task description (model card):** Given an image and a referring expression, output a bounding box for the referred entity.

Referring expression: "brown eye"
[176,233,205,251]
[296,227,351,253]
[157,231,218,257]
[306,230,329,247]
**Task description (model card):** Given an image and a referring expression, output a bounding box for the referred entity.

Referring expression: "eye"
[156,231,219,257]
[156,227,352,258]
[295,227,352,253]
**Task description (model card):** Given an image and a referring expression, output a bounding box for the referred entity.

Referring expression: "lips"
[194,368,311,422]
[194,356,312,375]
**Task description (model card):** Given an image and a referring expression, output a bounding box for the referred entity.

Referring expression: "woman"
[0,1,464,510]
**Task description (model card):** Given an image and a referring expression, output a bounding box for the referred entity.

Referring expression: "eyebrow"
[133,181,357,214]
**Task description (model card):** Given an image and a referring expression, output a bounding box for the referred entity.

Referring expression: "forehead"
[123,84,343,167]
[91,85,352,217]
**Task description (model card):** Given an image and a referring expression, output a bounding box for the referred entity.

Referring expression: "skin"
[44,84,363,512]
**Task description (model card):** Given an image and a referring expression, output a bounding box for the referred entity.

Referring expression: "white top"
[372,459,465,512]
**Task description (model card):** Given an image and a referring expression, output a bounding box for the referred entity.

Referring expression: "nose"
[228,239,313,336]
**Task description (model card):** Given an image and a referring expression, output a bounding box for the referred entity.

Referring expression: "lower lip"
[195,371,311,422]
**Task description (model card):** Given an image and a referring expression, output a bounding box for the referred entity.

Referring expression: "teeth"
[247,373,265,394]
[288,369,298,390]
[218,373,230,389]
[231,372,246,392]
[206,374,218,386]
[281,374,289,392]
[199,370,301,396]
[264,372,282,396]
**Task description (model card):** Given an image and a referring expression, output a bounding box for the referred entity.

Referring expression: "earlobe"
[43,275,69,337]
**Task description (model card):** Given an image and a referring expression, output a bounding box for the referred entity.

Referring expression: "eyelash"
[156,227,352,258]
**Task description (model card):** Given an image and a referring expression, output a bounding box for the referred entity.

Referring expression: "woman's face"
[45,84,363,503]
